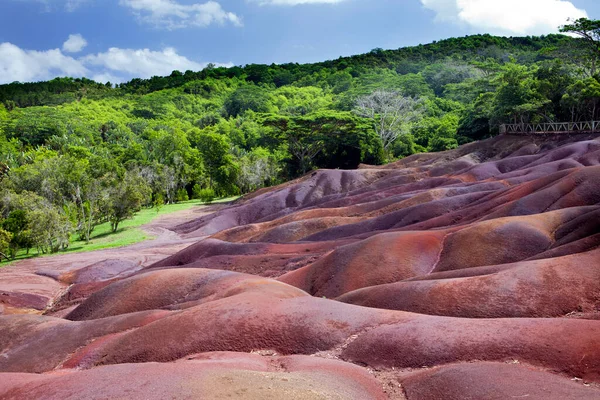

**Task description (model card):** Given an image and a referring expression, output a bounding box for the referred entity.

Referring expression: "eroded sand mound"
[2,133,600,399]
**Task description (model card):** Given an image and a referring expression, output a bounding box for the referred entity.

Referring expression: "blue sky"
[1,0,600,84]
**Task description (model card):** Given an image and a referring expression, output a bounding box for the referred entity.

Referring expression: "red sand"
[2,133,600,399]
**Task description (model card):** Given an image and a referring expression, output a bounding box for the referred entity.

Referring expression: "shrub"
[192,184,202,199]
[154,193,165,212]
[175,188,189,202]
[198,188,216,204]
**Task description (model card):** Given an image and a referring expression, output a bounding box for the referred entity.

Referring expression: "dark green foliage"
[2,210,33,257]
[108,171,151,232]
[224,86,271,117]
[0,77,111,108]
[1,28,598,257]
[560,18,600,75]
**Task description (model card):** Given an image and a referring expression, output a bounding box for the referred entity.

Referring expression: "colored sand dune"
[2,133,600,399]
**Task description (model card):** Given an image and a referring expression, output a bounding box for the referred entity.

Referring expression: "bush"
[175,188,189,202]
[192,184,202,199]
[0,227,12,261]
[198,188,216,204]
[429,136,459,152]
[153,193,165,212]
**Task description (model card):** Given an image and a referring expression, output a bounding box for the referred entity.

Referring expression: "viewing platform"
[500,121,600,135]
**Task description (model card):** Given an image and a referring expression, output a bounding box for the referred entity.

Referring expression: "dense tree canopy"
[1,28,598,257]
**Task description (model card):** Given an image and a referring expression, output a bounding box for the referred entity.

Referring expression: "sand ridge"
[1,133,600,399]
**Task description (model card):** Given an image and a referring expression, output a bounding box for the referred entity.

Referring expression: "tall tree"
[354,90,424,157]
[191,131,238,193]
[108,171,151,232]
[560,18,600,76]
[492,63,550,124]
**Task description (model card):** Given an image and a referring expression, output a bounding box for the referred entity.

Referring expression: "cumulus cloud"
[62,34,88,53]
[119,0,242,29]
[83,47,227,78]
[0,39,230,84]
[421,0,588,35]
[249,0,345,4]
[90,73,123,85]
[0,42,89,83]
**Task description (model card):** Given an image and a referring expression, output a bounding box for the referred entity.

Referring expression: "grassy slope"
[2,197,237,265]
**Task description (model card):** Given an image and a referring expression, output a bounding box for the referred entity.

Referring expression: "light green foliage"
[2,209,33,257]
[562,77,600,120]
[492,62,550,124]
[0,191,72,254]
[190,130,238,193]
[28,206,73,253]
[176,188,189,202]
[153,192,165,213]
[0,31,596,256]
[197,188,216,204]
[0,227,12,261]
[272,86,334,115]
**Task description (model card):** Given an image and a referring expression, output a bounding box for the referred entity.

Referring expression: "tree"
[560,18,600,75]
[108,171,151,232]
[0,191,70,254]
[421,62,480,96]
[264,111,381,175]
[0,227,12,261]
[28,206,72,254]
[191,131,238,192]
[224,86,271,117]
[354,90,424,157]
[236,148,280,193]
[2,209,33,257]
[263,114,331,175]
[492,63,550,125]
[76,178,111,243]
[561,77,600,121]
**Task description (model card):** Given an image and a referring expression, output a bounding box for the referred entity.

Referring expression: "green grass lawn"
[1,197,238,266]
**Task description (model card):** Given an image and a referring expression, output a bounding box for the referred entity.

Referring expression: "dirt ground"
[0,204,223,315]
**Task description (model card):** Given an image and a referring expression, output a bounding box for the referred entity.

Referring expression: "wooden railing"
[500,121,600,135]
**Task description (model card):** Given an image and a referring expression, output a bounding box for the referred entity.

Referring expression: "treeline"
[1,27,599,258]
[0,77,113,109]
[0,34,577,104]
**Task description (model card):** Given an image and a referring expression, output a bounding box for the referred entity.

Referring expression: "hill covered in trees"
[1,29,599,258]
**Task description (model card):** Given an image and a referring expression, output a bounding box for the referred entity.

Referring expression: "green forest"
[1,18,600,259]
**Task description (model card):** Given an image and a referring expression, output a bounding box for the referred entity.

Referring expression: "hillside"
[2,32,599,257]
[1,132,600,399]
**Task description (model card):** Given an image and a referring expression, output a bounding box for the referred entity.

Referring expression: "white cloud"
[0,42,89,83]
[91,72,122,85]
[13,0,90,12]
[64,0,89,11]
[83,47,207,78]
[119,0,242,29]
[421,0,588,35]
[0,40,230,84]
[62,34,88,53]
[250,0,345,4]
